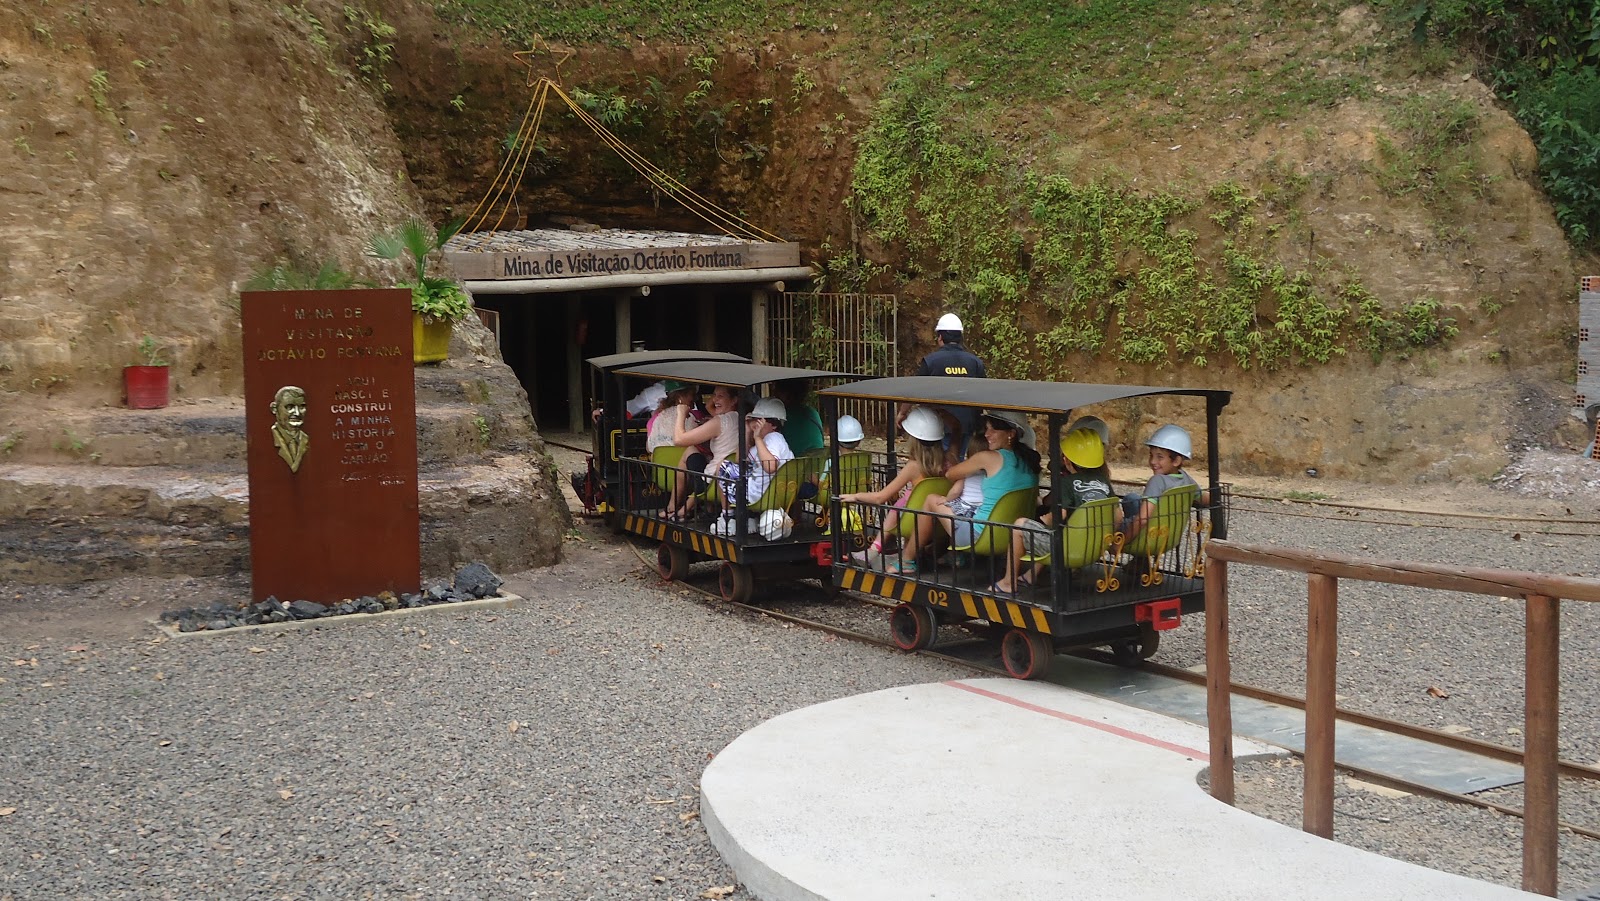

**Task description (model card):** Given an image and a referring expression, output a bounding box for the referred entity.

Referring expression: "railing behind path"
[1202,539,1600,897]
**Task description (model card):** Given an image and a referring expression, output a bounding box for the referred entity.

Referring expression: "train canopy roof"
[610,360,858,389]
[821,376,1230,415]
[586,349,749,372]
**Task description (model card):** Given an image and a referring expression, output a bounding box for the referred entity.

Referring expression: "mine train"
[583,351,1232,679]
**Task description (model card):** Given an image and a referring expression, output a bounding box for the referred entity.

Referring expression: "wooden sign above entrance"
[443,228,799,282]
[240,288,421,604]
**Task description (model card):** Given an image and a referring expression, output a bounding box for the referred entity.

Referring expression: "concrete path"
[701,678,1542,901]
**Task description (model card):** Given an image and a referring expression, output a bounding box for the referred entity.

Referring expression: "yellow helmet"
[1060,427,1105,469]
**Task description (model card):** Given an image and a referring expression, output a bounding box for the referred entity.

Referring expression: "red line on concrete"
[945,681,1210,762]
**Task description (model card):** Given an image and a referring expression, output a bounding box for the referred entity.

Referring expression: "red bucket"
[124,365,170,409]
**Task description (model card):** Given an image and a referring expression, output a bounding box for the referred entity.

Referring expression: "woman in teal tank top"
[899,409,1041,570]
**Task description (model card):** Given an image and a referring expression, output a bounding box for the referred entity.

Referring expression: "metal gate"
[768,292,898,433]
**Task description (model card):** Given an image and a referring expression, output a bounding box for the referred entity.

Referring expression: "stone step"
[0,400,515,467]
[0,455,566,583]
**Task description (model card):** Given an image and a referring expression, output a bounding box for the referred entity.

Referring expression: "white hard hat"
[902,406,944,442]
[749,397,787,421]
[758,509,794,541]
[984,409,1035,448]
[935,313,963,333]
[835,414,864,443]
[1067,415,1110,447]
[1146,424,1193,459]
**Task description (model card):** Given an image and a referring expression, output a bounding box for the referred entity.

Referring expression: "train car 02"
[819,376,1232,679]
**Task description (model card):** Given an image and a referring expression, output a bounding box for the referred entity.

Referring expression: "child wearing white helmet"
[1118,424,1202,543]
[842,405,953,567]
[712,396,795,534]
[806,414,866,509]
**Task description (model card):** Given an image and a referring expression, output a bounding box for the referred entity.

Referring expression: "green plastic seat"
[815,452,873,508]
[1121,484,1198,560]
[951,488,1038,557]
[649,445,689,492]
[895,477,953,540]
[747,457,811,515]
[1021,496,1120,568]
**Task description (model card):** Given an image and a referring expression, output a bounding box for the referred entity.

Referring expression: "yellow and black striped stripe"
[838,568,1052,634]
[622,514,738,562]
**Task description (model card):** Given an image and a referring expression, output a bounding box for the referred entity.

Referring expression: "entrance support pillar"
[565,295,584,434]
[614,293,632,355]
[750,288,770,364]
[697,290,716,350]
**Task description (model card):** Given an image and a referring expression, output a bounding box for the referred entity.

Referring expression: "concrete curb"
[151,593,523,639]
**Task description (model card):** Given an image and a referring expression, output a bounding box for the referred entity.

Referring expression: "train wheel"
[1110,626,1161,667]
[718,562,754,603]
[656,543,688,582]
[889,603,937,651]
[1000,628,1054,680]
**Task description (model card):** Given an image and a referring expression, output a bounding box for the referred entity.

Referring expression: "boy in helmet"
[1118,424,1203,544]
[712,397,795,535]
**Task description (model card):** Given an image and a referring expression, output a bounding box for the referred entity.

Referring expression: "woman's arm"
[944,449,1000,482]
[843,460,923,505]
[673,406,721,447]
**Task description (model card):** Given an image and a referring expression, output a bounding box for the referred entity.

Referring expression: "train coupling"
[1134,598,1183,631]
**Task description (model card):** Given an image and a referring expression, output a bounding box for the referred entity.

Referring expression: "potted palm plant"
[367,218,473,364]
[124,335,170,409]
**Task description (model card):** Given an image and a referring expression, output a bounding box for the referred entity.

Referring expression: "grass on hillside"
[433,0,1400,130]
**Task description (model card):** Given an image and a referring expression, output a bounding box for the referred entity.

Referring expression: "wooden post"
[1205,558,1234,805]
[1523,593,1560,896]
[750,288,770,364]
[697,290,716,350]
[1304,573,1338,839]
[565,296,584,435]
[614,293,631,356]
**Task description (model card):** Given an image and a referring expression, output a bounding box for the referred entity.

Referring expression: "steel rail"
[618,535,1600,842]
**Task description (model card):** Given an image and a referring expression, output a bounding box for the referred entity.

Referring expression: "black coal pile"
[159,563,506,633]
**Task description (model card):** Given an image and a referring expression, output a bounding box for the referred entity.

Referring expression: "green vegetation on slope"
[849,74,1458,378]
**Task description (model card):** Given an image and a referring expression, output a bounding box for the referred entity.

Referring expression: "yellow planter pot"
[413,313,453,364]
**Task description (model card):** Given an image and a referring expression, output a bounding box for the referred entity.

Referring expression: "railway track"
[618,533,1600,841]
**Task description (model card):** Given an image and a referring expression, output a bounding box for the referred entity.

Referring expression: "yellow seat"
[951,488,1037,557]
[1021,496,1120,568]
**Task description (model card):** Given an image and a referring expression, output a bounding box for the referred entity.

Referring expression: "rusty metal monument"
[241,288,421,603]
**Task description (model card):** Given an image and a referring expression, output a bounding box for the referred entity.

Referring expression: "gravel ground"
[0,533,970,901]
[2,442,1598,900]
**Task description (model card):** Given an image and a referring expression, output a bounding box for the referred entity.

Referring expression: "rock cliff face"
[0,0,568,582]
[0,0,1589,508]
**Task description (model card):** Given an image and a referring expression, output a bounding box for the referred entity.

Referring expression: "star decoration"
[512,35,575,88]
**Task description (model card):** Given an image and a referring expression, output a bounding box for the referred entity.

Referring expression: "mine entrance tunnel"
[470,283,763,432]
[451,228,810,434]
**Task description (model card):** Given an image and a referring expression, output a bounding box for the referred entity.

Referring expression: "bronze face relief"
[270,385,309,473]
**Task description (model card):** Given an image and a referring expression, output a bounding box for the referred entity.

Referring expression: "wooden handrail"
[1203,539,1590,897]
[1206,539,1600,601]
